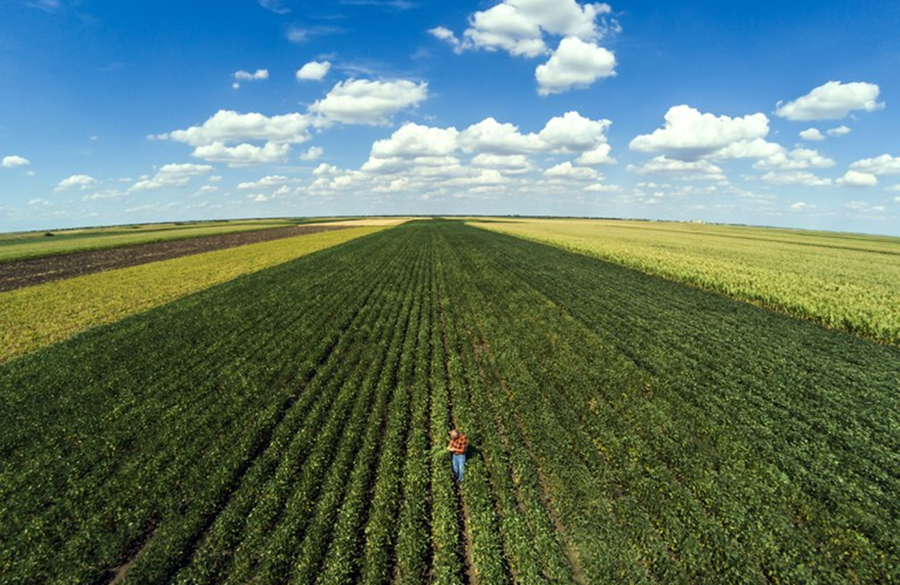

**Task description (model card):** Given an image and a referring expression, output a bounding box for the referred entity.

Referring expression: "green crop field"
[0,226,385,361]
[1,220,898,584]
[470,218,900,346]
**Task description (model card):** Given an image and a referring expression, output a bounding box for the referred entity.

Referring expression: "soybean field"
[471,217,900,345]
[1,220,898,584]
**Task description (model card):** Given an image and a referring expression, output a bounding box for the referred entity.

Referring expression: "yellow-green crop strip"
[469,218,900,345]
[0,226,384,361]
[0,219,304,263]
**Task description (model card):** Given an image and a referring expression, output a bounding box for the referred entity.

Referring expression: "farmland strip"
[2,219,897,585]
[286,242,430,585]
[0,224,349,292]
[0,225,385,361]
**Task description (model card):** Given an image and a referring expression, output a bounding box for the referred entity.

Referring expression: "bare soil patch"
[0,225,348,292]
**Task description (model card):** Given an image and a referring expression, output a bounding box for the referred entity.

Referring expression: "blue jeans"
[452,453,466,482]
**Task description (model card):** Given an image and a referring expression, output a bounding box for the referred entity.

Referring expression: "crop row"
[443,222,900,583]
[471,218,900,345]
[0,227,415,583]
[0,225,383,361]
[2,219,897,583]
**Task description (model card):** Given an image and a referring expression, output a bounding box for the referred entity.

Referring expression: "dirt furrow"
[0,225,347,292]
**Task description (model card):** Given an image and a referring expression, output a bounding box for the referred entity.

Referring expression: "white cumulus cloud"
[576,144,614,165]
[630,105,770,161]
[371,123,460,158]
[463,3,548,57]
[130,164,213,192]
[458,118,542,154]
[309,79,428,125]
[234,69,269,81]
[299,146,324,161]
[544,161,601,180]
[627,156,726,180]
[312,110,620,199]
[457,0,614,57]
[709,138,783,161]
[2,155,30,168]
[237,175,292,190]
[191,142,290,167]
[296,61,331,81]
[456,111,613,157]
[535,37,616,95]
[775,81,884,121]
[799,128,825,141]
[433,0,618,94]
[827,125,851,137]
[761,171,831,187]
[753,148,835,171]
[849,154,900,175]
[161,110,312,146]
[838,170,878,188]
[428,27,463,53]
[55,174,98,191]
[471,153,532,172]
[538,111,611,151]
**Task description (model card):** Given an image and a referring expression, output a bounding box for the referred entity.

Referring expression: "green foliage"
[0,226,383,361]
[471,218,900,346]
[1,220,897,584]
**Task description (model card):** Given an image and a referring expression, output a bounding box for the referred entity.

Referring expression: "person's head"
[449,429,458,439]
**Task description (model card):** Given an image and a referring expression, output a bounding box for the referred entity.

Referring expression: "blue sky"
[1,0,899,235]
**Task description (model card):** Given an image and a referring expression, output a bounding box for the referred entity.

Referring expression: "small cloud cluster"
[55,174,98,191]
[130,164,213,192]
[308,110,618,198]
[296,60,331,81]
[838,170,878,188]
[799,125,851,141]
[753,148,835,171]
[828,125,851,137]
[158,78,427,165]
[308,78,428,125]
[630,105,770,160]
[431,0,619,95]
[776,81,883,121]
[162,110,312,146]
[849,154,900,176]
[762,171,831,187]
[836,154,900,189]
[157,111,309,166]
[232,69,269,89]
[2,155,31,168]
[628,157,725,181]
[237,175,299,202]
[535,37,615,96]
[626,102,856,188]
[798,128,825,141]
[192,142,290,166]
[299,146,324,161]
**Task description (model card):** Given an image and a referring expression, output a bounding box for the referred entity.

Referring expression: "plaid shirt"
[449,434,467,455]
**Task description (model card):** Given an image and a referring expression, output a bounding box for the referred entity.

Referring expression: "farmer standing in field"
[447,428,467,482]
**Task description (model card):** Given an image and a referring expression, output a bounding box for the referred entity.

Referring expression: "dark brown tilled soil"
[0,225,349,293]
